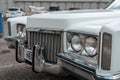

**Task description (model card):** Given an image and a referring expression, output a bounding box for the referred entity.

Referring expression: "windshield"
[107,0,120,9]
[8,8,19,11]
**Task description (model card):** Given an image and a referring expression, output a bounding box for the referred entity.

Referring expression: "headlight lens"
[84,37,97,57]
[17,24,25,33]
[16,24,26,44]
[71,34,82,52]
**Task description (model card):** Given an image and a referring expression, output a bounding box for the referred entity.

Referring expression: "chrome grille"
[27,30,63,63]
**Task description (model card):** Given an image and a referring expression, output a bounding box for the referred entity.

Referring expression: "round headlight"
[84,37,97,57]
[71,34,82,52]
[17,24,25,33]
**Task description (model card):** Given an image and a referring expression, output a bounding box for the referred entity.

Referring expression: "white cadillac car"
[5,0,120,79]
[16,15,120,80]
[5,7,25,18]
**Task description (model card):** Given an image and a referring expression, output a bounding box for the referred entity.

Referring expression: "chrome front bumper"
[57,52,96,80]
[96,73,120,80]
[16,42,120,80]
[16,43,63,74]
[16,41,32,63]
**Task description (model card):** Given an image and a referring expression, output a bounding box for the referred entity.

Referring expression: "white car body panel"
[65,18,120,35]
[7,16,28,36]
[7,0,120,37]
[27,11,120,30]
[96,22,120,78]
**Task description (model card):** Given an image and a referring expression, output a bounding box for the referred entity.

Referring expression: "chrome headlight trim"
[66,31,98,58]
[84,36,97,57]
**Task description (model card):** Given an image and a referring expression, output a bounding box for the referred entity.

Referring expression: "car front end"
[96,22,120,80]
[10,0,120,79]
[5,16,27,48]
[12,1,120,78]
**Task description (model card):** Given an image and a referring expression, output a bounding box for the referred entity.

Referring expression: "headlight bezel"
[66,31,98,57]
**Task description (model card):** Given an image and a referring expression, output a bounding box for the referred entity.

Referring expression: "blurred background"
[0,0,112,14]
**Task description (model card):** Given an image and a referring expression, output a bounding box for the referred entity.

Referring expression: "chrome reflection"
[16,41,25,63]
[71,34,82,52]
[32,45,62,74]
[16,32,26,45]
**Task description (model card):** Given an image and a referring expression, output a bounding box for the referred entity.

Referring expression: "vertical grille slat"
[36,33,39,44]
[39,32,41,45]
[27,30,62,63]
[51,34,54,62]
[30,32,32,49]
[54,34,57,62]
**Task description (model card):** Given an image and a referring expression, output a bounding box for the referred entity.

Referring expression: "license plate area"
[25,49,33,62]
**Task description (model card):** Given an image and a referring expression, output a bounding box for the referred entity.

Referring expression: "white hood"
[27,10,120,30]
[65,18,120,35]
[7,16,28,25]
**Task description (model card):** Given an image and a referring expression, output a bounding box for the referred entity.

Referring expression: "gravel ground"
[0,21,80,80]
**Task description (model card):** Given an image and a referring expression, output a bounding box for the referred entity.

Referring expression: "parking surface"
[0,21,80,80]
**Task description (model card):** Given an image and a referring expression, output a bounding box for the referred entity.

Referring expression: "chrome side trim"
[96,73,120,80]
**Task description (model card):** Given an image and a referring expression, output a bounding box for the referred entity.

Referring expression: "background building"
[0,0,112,12]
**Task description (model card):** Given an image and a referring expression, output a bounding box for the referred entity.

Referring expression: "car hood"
[65,18,120,35]
[27,9,120,30]
[7,16,28,25]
